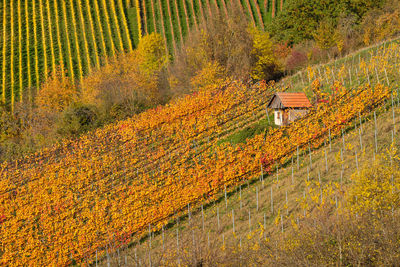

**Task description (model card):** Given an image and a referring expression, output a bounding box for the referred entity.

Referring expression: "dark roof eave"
[266,94,277,108]
[273,106,311,109]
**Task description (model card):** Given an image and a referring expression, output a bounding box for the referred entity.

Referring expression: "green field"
[0,0,285,110]
[0,0,139,110]
[140,0,285,54]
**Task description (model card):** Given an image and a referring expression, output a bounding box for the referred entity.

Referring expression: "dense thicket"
[270,0,385,44]
[269,0,400,72]
[168,4,282,95]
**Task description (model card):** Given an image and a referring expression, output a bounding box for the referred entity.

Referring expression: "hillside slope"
[99,40,400,266]
[136,0,285,55]
[0,79,280,265]
[0,0,284,110]
[1,39,399,265]
[104,93,400,266]
[0,0,138,109]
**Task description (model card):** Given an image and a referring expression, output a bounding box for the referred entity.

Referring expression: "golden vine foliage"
[2,40,400,266]
[347,148,400,216]
[0,75,390,265]
[190,61,226,91]
[267,146,400,266]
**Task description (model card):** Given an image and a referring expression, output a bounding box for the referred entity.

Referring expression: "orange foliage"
[0,77,390,265]
[35,67,77,113]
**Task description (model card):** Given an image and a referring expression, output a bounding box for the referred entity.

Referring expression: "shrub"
[362,1,400,45]
[0,104,20,143]
[347,150,400,216]
[168,3,253,94]
[313,19,337,51]
[250,27,283,81]
[137,32,168,76]
[265,209,400,266]
[190,61,226,91]
[56,103,99,137]
[108,96,149,121]
[81,33,169,120]
[36,67,77,113]
[285,50,308,72]
[263,150,400,266]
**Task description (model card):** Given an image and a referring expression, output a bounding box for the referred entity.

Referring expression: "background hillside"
[0,0,284,110]
[1,0,136,109]
[132,0,284,54]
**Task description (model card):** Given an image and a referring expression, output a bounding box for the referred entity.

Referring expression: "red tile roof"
[275,92,312,108]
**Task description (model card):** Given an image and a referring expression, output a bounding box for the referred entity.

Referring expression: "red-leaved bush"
[285,50,308,71]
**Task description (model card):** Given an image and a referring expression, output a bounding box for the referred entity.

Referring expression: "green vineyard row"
[0,0,136,111]
[0,0,284,110]
[135,0,285,54]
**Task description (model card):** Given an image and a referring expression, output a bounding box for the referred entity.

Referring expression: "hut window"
[277,111,280,119]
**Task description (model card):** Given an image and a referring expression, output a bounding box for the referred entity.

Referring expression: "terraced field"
[136,0,285,55]
[0,0,139,110]
[0,0,284,110]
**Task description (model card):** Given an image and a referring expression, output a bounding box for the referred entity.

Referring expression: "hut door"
[283,110,289,125]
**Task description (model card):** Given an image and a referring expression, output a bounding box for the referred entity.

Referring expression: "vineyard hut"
[267,92,312,126]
